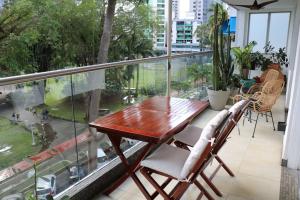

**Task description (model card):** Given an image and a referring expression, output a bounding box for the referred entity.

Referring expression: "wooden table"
[89,96,209,199]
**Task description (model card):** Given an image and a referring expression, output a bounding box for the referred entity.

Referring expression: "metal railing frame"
[0,51,212,87]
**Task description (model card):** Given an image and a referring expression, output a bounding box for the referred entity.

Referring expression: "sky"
[178,0,191,19]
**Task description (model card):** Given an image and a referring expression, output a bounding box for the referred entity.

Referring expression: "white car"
[36,175,56,200]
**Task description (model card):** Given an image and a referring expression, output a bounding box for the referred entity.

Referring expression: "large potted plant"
[232,42,256,79]
[207,4,234,110]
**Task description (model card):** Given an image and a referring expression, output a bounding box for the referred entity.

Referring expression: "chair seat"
[174,125,203,147]
[141,144,190,180]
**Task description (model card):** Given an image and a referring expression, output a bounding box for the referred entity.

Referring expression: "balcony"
[1,0,300,199]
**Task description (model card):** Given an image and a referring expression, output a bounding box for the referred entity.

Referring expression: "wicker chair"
[251,79,285,100]
[233,79,284,102]
[247,69,280,94]
[245,93,278,137]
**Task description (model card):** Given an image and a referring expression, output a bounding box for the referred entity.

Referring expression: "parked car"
[36,175,56,200]
[97,148,108,168]
[69,165,86,184]
[1,193,24,200]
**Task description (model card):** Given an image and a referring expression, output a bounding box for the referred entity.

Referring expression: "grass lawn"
[36,101,86,123]
[132,63,167,89]
[34,66,167,123]
[0,117,41,170]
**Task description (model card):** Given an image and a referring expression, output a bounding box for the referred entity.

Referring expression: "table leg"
[104,135,153,199]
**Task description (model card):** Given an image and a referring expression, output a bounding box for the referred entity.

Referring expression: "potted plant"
[229,74,241,96]
[275,47,288,68]
[250,51,263,70]
[232,41,256,79]
[261,57,273,71]
[207,4,234,110]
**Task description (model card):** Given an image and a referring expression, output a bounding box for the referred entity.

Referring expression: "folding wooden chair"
[172,100,249,197]
[139,110,231,200]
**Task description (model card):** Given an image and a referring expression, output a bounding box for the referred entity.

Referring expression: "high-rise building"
[189,0,214,23]
[190,0,202,21]
[148,0,215,51]
[148,0,167,49]
[172,0,179,19]
[203,0,214,23]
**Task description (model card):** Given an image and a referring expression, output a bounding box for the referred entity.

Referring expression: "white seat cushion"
[174,126,203,147]
[141,144,190,179]
[229,100,246,116]
[179,110,229,179]
[200,110,229,140]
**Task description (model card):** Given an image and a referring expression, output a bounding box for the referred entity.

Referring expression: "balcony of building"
[1,0,300,199]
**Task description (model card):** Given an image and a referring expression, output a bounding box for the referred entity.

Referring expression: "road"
[0,98,138,198]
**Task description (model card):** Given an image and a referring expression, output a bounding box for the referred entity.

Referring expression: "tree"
[195,23,210,50]
[109,3,157,97]
[0,0,103,76]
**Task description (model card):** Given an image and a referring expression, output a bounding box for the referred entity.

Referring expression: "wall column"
[282,24,300,169]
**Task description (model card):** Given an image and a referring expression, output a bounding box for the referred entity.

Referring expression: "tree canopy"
[0,0,157,77]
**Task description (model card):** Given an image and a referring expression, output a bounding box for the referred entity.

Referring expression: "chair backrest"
[213,100,250,154]
[262,79,285,97]
[179,110,230,180]
[253,92,277,112]
[262,69,280,84]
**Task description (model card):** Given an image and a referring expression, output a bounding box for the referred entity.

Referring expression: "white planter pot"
[207,88,230,111]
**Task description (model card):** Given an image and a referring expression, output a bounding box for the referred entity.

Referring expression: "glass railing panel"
[170,53,212,99]
[0,53,208,199]
[70,60,167,178]
[0,76,78,199]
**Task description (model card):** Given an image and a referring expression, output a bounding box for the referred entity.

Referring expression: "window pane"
[269,12,290,51]
[248,13,268,52]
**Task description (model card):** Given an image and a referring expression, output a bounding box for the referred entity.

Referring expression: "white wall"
[282,25,300,169]
[234,10,247,47]
[286,0,300,108]
[282,0,300,165]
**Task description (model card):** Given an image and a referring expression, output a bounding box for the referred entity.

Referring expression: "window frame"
[247,11,291,52]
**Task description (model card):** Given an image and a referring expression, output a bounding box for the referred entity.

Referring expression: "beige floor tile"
[109,187,126,200]
[226,194,253,200]
[239,159,282,181]
[228,174,280,200]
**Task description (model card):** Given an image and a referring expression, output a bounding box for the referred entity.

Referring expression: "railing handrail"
[0,51,212,86]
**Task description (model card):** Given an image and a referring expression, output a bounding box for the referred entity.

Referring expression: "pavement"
[0,101,90,197]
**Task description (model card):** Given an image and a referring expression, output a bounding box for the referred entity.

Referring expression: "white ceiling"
[223,0,298,10]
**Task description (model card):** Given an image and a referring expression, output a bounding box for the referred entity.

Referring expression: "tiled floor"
[93,95,285,200]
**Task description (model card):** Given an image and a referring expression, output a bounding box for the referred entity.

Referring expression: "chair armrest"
[247,84,261,94]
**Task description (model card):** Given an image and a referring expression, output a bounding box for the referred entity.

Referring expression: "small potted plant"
[275,47,288,68]
[229,74,241,96]
[250,51,264,70]
[232,41,256,79]
[261,57,273,71]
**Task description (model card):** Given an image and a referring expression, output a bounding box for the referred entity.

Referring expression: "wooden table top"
[89,96,209,143]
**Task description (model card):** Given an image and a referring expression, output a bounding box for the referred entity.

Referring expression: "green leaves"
[0,0,155,77]
[195,23,210,49]
[211,3,232,91]
[232,41,256,72]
